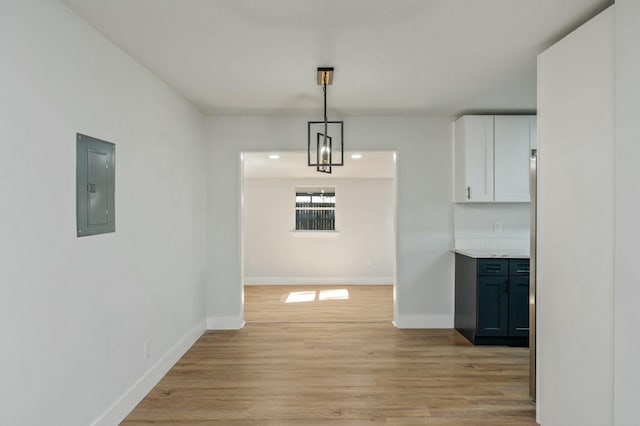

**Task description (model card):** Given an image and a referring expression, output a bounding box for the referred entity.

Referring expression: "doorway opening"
[240,151,398,323]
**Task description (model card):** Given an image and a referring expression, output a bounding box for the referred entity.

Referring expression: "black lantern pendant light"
[308,67,344,174]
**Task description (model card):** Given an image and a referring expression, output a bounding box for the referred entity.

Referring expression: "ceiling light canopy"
[308,67,344,174]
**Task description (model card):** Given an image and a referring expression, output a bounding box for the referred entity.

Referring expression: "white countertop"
[453,248,530,259]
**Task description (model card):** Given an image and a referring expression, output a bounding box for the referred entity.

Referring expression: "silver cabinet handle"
[467,186,471,200]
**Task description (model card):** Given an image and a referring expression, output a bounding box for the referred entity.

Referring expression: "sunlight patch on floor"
[319,288,349,301]
[285,291,317,303]
[284,289,350,303]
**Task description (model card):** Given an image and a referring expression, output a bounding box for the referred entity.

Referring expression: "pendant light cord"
[323,76,328,139]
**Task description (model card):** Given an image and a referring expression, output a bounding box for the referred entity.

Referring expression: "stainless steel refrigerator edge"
[529,149,537,402]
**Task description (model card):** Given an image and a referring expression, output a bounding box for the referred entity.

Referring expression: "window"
[295,189,335,231]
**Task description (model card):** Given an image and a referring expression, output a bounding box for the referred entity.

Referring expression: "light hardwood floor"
[123,285,536,425]
[244,285,393,323]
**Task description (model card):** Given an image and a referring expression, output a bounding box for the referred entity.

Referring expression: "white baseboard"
[244,276,394,285]
[207,315,245,330]
[91,321,206,426]
[393,314,454,329]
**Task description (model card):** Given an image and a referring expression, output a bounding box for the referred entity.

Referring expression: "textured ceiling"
[63,0,611,116]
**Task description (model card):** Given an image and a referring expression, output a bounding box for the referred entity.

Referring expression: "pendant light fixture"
[308,67,344,174]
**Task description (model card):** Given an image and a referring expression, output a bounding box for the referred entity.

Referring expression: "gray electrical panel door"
[77,134,115,237]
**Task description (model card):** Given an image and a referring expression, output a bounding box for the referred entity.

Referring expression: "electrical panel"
[76,133,115,237]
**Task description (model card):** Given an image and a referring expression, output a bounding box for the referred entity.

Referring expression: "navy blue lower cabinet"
[476,277,509,337]
[454,253,529,346]
[508,276,530,337]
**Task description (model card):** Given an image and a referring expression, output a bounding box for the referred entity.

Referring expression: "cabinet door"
[476,277,508,336]
[454,116,494,202]
[494,116,535,202]
[508,276,530,337]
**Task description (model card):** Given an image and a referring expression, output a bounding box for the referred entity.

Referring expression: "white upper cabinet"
[454,115,536,203]
[494,115,536,202]
[529,117,537,150]
[454,115,495,202]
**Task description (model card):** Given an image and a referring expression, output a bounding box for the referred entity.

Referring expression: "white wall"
[453,203,530,251]
[243,177,394,284]
[207,116,453,329]
[0,1,207,425]
[614,1,640,424]
[537,7,614,426]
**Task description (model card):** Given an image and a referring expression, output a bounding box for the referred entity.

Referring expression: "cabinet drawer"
[477,259,508,275]
[509,259,530,276]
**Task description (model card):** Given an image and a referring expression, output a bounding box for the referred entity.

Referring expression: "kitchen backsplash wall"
[453,203,530,251]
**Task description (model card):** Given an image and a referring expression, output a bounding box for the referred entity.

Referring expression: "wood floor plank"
[122,286,535,425]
